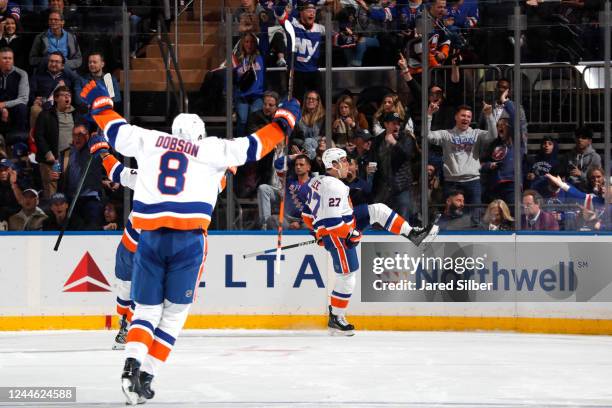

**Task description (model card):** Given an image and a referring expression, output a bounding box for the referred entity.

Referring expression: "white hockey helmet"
[322,147,347,169]
[172,113,206,141]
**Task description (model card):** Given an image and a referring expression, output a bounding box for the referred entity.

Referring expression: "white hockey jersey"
[300,175,355,239]
[93,110,285,231]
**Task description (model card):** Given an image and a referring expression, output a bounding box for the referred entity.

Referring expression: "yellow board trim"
[1,315,612,335]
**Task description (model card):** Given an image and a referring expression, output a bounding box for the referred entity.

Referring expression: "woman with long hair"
[371,93,414,137]
[482,199,514,231]
[332,94,368,148]
[0,16,28,69]
[233,31,265,138]
[294,90,325,159]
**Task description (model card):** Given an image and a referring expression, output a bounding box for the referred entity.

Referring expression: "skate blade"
[121,379,140,405]
[328,327,355,337]
[113,342,126,350]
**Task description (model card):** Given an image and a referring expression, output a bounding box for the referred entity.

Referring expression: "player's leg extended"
[139,230,206,401]
[113,243,135,350]
[323,235,359,336]
[358,203,439,247]
[122,231,166,405]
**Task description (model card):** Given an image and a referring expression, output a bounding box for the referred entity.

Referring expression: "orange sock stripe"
[126,309,133,323]
[253,123,285,158]
[389,215,405,235]
[117,305,129,316]
[330,296,349,308]
[148,339,172,362]
[126,327,153,348]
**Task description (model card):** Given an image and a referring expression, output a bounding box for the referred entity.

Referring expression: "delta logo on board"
[63,251,111,292]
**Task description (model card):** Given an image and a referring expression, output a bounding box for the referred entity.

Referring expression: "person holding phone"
[565,126,601,192]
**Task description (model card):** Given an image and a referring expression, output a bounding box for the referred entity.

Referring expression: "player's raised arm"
[80,80,153,158]
[87,132,138,190]
[203,99,301,168]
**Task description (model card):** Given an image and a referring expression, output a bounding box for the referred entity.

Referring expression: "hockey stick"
[103,73,115,99]
[244,239,317,259]
[53,153,94,251]
[273,19,298,275]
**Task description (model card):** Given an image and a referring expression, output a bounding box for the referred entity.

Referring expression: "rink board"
[0,232,611,334]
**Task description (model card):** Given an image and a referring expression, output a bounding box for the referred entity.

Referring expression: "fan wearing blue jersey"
[300,148,438,336]
[81,80,301,405]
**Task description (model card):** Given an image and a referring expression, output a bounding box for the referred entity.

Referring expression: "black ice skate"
[403,213,441,247]
[328,305,355,336]
[121,357,142,405]
[112,315,129,350]
[138,371,155,402]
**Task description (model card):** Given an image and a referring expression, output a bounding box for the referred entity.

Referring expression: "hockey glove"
[88,132,110,156]
[273,98,301,134]
[344,229,362,249]
[309,229,325,247]
[80,80,114,116]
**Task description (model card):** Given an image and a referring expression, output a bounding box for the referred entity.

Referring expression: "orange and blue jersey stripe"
[314,215,355,239]
[132,200,213,231]
[101,154,124,183]
[120,217,140,253]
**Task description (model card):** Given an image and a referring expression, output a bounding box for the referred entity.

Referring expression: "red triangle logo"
[63,252,111,292]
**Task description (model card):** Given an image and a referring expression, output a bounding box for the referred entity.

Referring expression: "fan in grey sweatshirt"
[427,105,497,183]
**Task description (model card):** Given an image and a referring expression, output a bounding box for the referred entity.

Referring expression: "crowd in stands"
[0,0,609,232]
[0,0,153,231]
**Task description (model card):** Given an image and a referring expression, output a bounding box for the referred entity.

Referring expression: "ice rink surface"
[0,329,611,408]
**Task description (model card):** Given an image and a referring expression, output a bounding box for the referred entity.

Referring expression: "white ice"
[0,330,611,408]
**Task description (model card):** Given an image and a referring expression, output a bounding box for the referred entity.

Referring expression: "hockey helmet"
[322,147,347,169]
[172,113,206,142]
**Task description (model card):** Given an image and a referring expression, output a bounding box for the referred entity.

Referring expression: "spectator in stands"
[74,52,121,108]
[479,79,528,140]
[446,0,478,30]
[427,102,495,208]
[294,90,325,160]
[232,0,264,31]
[34,85,79,200]
[525,136,561,188]
[8,187,47,230]
[399,52,461,131]
[10,142,39,191]
[246,90,278,134]
[371,112,418,221]
[102,200,122,231]
[585,166,606,197]
[0,16,27,69]
[405,0,451,75]
[427,161,444,211]
[531,170,577,231]
[29,51,78,130]
[0,159,20,222]
[29,10,82,71]
[277,0,325,99]
[0,47,28,138]
[566,126,601,192]
[257,153,311,230]
[311,136,328,174]
[346,156,373,204]
[333,7,379,67]
[521,189,559,231]
[481,199,513,231]
[372,93,414,138]
[438,189,475,230]
[332,94,367,148]
[0,1,19,25]
[234,32,265,138]
[347,128,374,183]
[59,124,104,228]
[480,99,526,205]
[42,191,84,230]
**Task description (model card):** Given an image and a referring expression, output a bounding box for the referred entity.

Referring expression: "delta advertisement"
[361,238,612,302]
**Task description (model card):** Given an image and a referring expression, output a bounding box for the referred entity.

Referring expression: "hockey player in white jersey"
[80,80,301,405]
[300,148,438,335]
